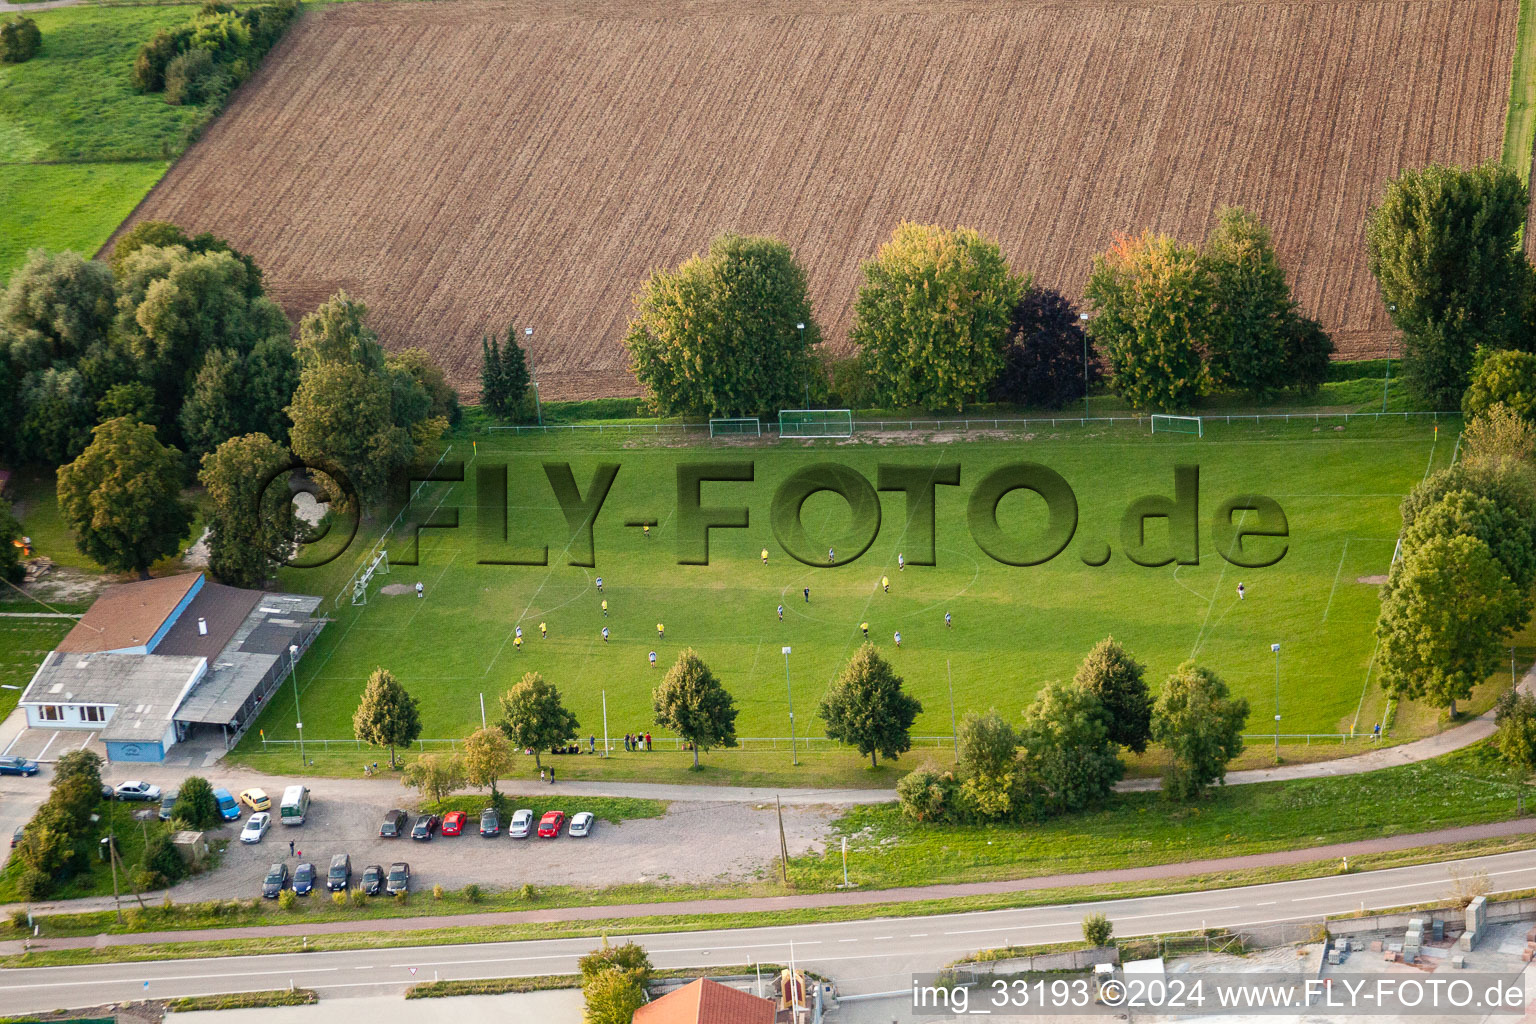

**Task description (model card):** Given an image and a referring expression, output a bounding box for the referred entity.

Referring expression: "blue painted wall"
[105,740,165,763]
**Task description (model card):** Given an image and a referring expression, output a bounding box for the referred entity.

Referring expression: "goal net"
[779,409,854,438]
[1150,414,1203,438]
[709,417,761,437]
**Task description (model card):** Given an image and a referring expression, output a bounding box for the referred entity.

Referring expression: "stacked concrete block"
[1403,919,1424,963]
[1460,897,1487,952]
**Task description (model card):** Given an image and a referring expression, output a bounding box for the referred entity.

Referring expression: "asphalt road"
[4,848,1536,1012]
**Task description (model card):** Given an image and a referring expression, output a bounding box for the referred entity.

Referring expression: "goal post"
[778,408,854,438]
[709,417,761,438]
[1150,414,1203,438]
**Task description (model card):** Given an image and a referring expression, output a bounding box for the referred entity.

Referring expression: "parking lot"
[168,790,835,901]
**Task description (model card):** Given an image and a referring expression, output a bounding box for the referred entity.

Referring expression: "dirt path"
[9,816,1533,953]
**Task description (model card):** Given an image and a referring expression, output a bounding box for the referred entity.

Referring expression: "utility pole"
[106,803,123,925]
[290,644,305,769]
[1079,312,1091,416]
[602,689,610,757]
[776,795,790,886]
[479,692,486,731]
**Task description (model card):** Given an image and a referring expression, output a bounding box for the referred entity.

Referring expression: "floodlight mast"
[1271,642,1281,760]
[783,646,797,766]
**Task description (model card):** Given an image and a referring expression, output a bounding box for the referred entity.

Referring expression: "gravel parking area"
[169,794,834,901]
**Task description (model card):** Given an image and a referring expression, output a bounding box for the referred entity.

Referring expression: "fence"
[483,410,1452,439]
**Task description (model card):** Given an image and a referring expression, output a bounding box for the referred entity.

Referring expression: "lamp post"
[524,327,542,426]
[797,323,807,405]
[1383,305,1395,412]
[783,646,797,766]
[1078,312,1091,416]
[1271,642,1281,761]
[290,644,305,769]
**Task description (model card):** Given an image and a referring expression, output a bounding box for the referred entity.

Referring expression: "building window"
[38,705,62,721]
[81,706,105,723]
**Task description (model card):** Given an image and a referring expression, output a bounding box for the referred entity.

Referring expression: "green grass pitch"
[251,418,1454,750]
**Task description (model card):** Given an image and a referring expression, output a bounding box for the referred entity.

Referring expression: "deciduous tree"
[402,752,466,805]
[818,643,923,768]
[851,223,1024,412]
[991,287,1093,409]
[0,497,22,583]
[173,775,220,829]
[652,649,739,769]
[461,727,513,804]
[56,416,193,577]
[17,367,92,465]
[1018,680,1123,815]
[956,710,1023,821]
[497,672,579,770]
[352,668,422,768]
[1366,163,1530,407]
[1086,231,1215,412]
[1,251,115,365]
[1463,348,1536,423]
[200,432,296,588]
[1200,207,1293,396]
[1377,534,1527,716]
[1151,662,1249,802]
[625,233,820,418]
[1072,637,1153,753]
[1463,403,1536,467]
[1493,689,1536,774]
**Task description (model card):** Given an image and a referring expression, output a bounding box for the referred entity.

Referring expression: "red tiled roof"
[633,979,776,1024]
[56,573,201,654]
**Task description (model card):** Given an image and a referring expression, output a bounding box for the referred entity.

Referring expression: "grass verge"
[429,794,668,824]
[1504,0,1536,185]
[404,975,580,999]
[166,990,317,1011]
[5,833,1534,968]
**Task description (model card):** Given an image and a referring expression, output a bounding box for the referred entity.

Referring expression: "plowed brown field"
[112,0,1520,400]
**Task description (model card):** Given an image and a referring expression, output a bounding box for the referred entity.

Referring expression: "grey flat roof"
[173,591,324,726]
[175,652,279,725]
[22,651,204,708]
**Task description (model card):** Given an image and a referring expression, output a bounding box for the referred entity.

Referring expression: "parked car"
[262,862,289,898]
[113,780,161,802]
[379,809,408,838]
[441,811,466,836]
[10,824,23,849]
[158,790,178,821]
[292,861,316,895]
[411,813,439,840]
[361,863,384,896]
[385,861,411,895]
[213,787,241,821]
[327,854,351,891]
[0,756,39,776]
[568,811,595,838]
[240,812,271,843]
[479,807,500,837]
[240,788,270,812]
[509,808,534,838]
[537,811,566,838]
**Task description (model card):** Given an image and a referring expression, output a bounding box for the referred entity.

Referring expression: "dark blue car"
[292,862,316,895]
[0,756,39,777]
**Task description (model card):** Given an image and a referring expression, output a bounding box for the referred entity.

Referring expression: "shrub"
[164,48,225,106]
[464,883,482,904]
[278,888,297,911]
[16,868,51,901]
[9,907,29,930]
[132,27,189,92]
[331,891,347,908]
[1082,912,1114,947]
[896,763,963,823]
[518,883,536,902]
[349,888,368,908]
[578,939,653,982]
[394,889,408,905]
[142,833,187,886]
[174,776,221,829]
[1,16,42,64]
[432,884,444,901]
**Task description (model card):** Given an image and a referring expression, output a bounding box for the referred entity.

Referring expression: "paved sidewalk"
[6,816,1532,955]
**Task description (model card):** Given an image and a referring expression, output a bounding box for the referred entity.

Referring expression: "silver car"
[509,808,534,838]
[568,811,595,837]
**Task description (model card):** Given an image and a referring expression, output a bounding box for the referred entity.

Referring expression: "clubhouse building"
[18,572,323,762]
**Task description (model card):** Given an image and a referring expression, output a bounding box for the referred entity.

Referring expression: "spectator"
[645,731,652,751]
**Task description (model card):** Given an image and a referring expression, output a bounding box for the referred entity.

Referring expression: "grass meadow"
[237,417,1466,769]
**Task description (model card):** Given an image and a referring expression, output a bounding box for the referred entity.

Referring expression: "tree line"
[0,226,457,584]
[132,0,300,108]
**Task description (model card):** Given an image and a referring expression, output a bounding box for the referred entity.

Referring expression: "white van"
[279,785,310,826]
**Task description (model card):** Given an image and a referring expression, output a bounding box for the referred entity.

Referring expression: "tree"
[1377,534,1527,715]
[1400,488,1536,593]
[401,752,466,805]
[1086,231,1215,412]
[1018,680,1123,815]
[652,649,739,769]
[990,287,1093,409]
[625,233,820,418]
[352,667,422,768]
[461,727,514,804]
[1366,163,1529,407]
[173,775,220,829]
[199,433,297,589]
[1463,348,1536,423]
[1,16,41,63]
[56,416,194,578]
[0,497,22,584]
[16,367,93,465]
[1,250,115,365]
[1072,637,1153,753]
[581,969,647,1024]
[578,939,653,982]
[956,710,1024,821]
[111,222,193,272]
[1082,913,1114,947]
[1151,662,1249,802]
[1200,207,1292,395]
[850,223,1025,412]
[97,381,158,424]
[1402,462,1536,541]
[17,804,80,885]
[1463,403,1536,467]
[818,643,923,768]
[481,326,532,421]
[1493,689,1536,773]
[50,749,104,826]
[388,347,460,425]
[1282,312,1335,394]
[180,338,298,457]
[497,672,579,770]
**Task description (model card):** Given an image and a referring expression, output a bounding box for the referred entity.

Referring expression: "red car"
[441,811,467,836]
[537,810,566,838]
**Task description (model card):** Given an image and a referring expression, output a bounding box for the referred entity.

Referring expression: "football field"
[256,418,1455,750]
